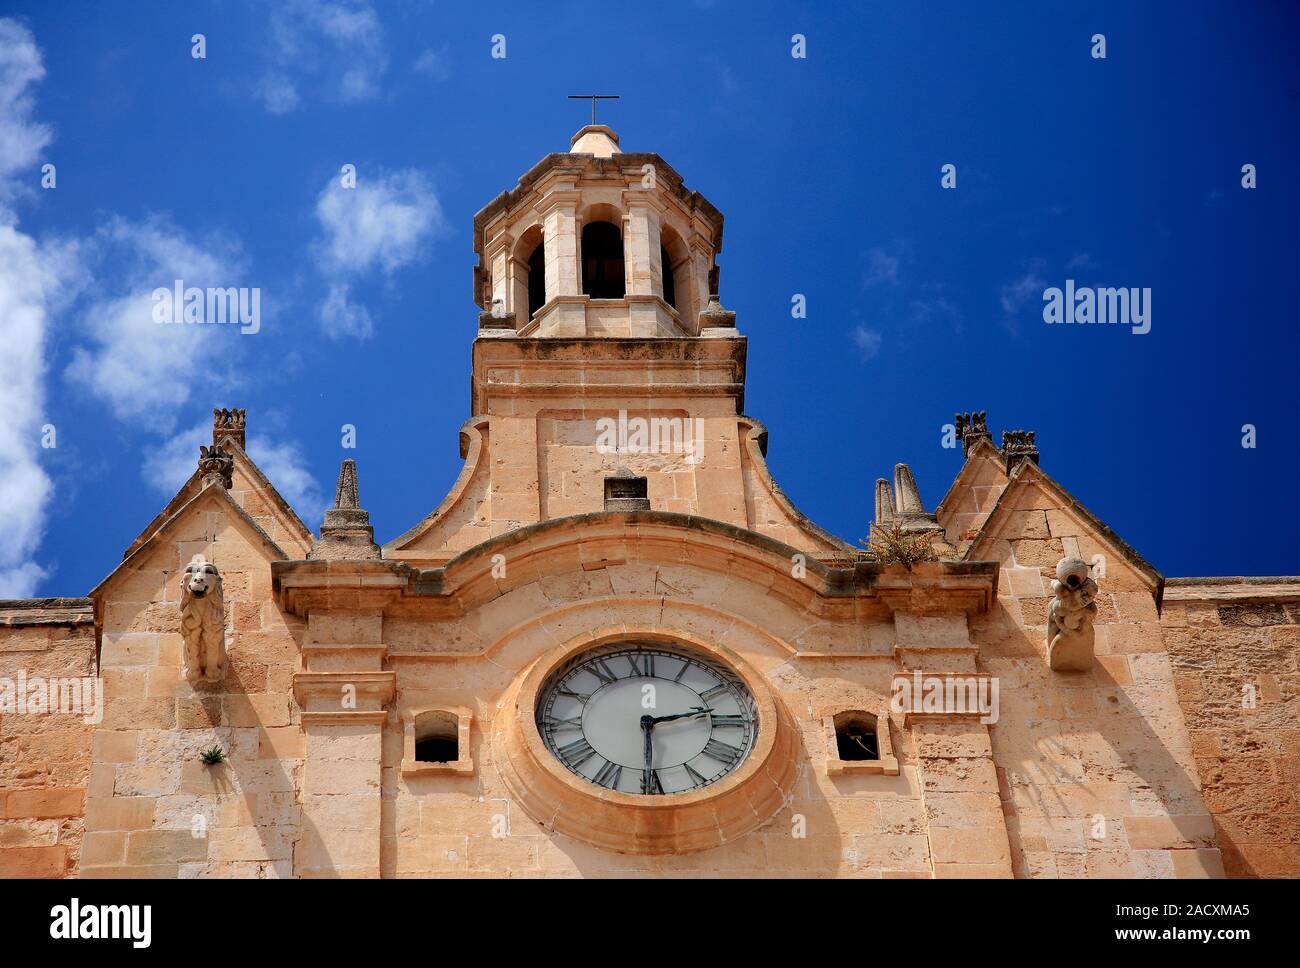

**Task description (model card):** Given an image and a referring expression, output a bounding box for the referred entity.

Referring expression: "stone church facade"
[1,126,1296,879]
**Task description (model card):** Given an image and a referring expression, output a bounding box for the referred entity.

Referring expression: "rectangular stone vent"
[604,474,650,512]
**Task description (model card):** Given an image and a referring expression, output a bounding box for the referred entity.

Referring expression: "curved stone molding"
[494,628,799,855]
[736,416,856,559]
[382,415,491,563]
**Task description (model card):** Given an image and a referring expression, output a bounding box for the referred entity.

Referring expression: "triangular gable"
[965,458,1164,608]
[91,482,288,600]
[934,436,1008,546]
[220,438,315,555]
[123,439,314,560]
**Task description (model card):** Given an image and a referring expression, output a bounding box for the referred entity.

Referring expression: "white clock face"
[537,644,757,796]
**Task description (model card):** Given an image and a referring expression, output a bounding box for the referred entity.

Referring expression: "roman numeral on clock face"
[627,653,654,677]
[539,646,756,797]
[702,738,742,765]
[592,759,622,789]
[710,714,747,728]
[588,659,619,684]
[556,738,598,769]
[542,715,582,732]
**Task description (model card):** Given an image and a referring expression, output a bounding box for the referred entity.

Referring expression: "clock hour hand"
[640,714,655,793]
[646,706,714,726]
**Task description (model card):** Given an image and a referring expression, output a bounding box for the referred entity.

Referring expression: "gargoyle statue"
[1047,556,1099,672]
[179,555,226,683]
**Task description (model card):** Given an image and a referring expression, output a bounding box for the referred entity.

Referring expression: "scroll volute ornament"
[1047,557,1099,672]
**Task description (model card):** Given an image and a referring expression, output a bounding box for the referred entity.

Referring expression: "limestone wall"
[377,554,928,877]
[81,488,305,877]
[0,600,96,878]
[1161,580,1300,878]
[970,481,1220,878]
[14,451,1289,878]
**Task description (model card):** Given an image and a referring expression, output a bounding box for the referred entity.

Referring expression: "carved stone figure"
[212,407,246,450]
[955,410,991,456]
[1047,557,1098,671]
[179,555,226,683]
[198,444,234,489]
[1001,429,1039,475]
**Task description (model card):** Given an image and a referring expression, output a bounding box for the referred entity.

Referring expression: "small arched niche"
[822,706,899,776]
[834,710,880,761]
[403,706,474,777]
[581,207,625,300]
[415,710,459,763]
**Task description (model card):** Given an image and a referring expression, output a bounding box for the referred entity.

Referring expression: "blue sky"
[0,1,1296,598]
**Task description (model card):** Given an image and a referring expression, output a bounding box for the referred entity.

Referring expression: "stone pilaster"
[485,231,513,318]
[293,609,394,878]
[892,611,1013,878]
[622,191,664,299]
[537,188,581,303]
[686,238,713,335]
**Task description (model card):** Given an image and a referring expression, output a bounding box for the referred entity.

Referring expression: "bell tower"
[472,125,727,338]
[387,126,775,563]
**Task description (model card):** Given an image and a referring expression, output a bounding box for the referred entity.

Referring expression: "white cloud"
[864,247,900,287]
[0,234,54,595]
[319,282,373,339]
[0,19,64,595]
[314,168,443,274]
[64,216,247,431]
[141,420,209,495]
[247,436,326,526]
[0,18,51,197]
[911,293,962,330]
[312,167,445,338]
[851,325,882,361]
[999,261,1047,316]
[412,46,450,81]
[254,73,300,115]
[144,421,326,528]
[254,0,387,113]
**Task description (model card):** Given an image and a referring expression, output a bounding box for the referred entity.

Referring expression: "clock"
[536,644,758,796]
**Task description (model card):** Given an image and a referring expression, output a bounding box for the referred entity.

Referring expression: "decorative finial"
[698,294,736,330]
[893,464,924,515]
[198,444,233,489]
[309,459,380,561]
[1001,430,1039,475]
[887,463,943,534]
[212,407,246,450]
[955,410,991,457]
[874,479,896,526]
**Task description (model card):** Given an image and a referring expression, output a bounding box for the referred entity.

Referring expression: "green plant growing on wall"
[199,745,226,765]
[859,523,939,570]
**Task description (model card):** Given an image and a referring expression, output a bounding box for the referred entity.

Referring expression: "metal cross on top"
[568,94,619,125]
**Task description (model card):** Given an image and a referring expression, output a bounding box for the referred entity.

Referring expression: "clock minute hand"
[647,706,714,726]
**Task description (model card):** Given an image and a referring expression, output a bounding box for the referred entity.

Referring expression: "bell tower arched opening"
[582,221,625,300]
[527,240,546,318]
